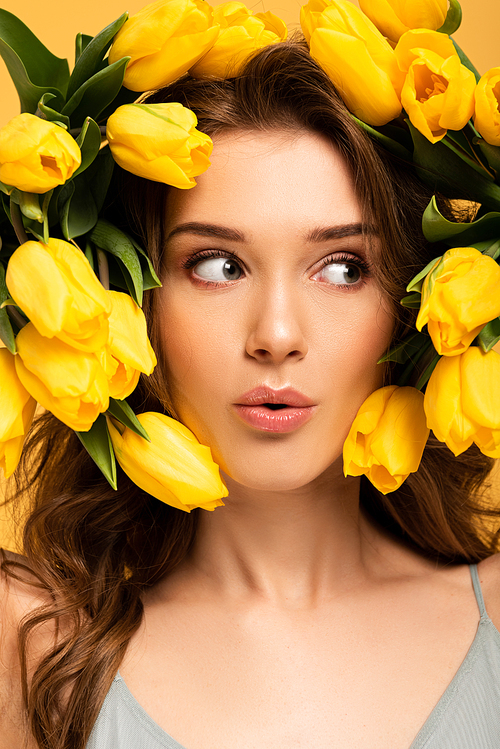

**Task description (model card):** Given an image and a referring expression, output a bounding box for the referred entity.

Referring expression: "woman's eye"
[193,257,243,282]
[315,262,361,285]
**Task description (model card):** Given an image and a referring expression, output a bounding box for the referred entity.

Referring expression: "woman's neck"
[182,467,392,607]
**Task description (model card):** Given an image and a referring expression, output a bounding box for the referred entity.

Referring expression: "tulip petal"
[109,412,227,511]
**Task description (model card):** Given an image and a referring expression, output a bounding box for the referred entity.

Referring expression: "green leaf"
[130,237,161,290]
[351,115,413,162]
[73,117,102,177]
[107,399,150,441]
[415,353,441,391]
[75,414,117,490]
[84,146,115,213]
[400,292,422,308]
[96,84,138,125]
[90,219,143,305]
[451,39,480,83]
[395,337,435,387]
[0,263,16,353]
[475,238,500,259]
[378,331,430,364]
[408,121,500,212]
[422,194,500,245]
[62,56,130,127]
[475,138,500,181]
[67,13,128,100]
[406,252,442,292]
[0,9,69,112]
[441,132,494,180]
[36,92,71,128]
[478,318,500,352]
[437,0,462,35]
[75,33,93,64]
[58,175,98,239]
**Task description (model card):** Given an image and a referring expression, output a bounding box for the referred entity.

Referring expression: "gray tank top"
[86,564,500,749]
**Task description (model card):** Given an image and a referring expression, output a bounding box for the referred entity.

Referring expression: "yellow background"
[1,0,500,548]
[2,0,500,125]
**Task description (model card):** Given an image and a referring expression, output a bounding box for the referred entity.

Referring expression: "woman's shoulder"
[476,553,500,628]
[0,549,54,749]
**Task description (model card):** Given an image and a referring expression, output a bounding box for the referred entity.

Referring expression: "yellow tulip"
[0,113,81,194]
[474,67,500,146]
[359,0,448,44]
[301,0,403,126]
[0,349,36,478]
[424,347,500,457]
[15,324,109,432]
[6,238,111,352]
[395,30,476,143]
[108,412,228,512]
[106,103,213,189]
[190,2,287,79]
[416,247,500,356]
[343,386,429,493]
[108,0,220,92]
[99,291,157,400]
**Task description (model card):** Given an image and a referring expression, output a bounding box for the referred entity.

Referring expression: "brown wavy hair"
[3,39,498,749]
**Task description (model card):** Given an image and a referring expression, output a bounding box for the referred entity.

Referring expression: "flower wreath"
[0,0,498,508]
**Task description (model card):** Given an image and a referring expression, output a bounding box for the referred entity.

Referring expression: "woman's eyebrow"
[307,223,377,242]
[166,222,245,242]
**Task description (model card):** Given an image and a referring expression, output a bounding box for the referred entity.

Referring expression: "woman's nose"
[245,283,308,364]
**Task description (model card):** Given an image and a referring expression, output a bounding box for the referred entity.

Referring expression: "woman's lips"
[234,387,316,433]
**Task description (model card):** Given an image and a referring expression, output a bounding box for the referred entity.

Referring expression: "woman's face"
[159,129,393,492]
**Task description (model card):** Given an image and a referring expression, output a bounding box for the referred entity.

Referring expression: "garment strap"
[469,563,487,618]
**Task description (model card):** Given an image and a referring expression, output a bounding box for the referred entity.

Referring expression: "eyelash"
[182,249,372,288]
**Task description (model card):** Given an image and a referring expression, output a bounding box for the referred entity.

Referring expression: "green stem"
[10,199,29,245]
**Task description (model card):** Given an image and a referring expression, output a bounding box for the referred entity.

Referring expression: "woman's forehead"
[164,129,364,240]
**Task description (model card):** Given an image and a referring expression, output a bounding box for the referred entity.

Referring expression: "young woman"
[1,39,500,749]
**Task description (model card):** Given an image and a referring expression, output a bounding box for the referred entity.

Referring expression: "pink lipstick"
[234,387,316,433]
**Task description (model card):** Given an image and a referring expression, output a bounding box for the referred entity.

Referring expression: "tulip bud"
[108,0,220,92]
[0,113,81,194]
[99,291,157,400]
[359,0,448,44]
[190,2,287,79]
[15,324,109,432]
[108,412,228,511]
[424,347,500,458]
[474,67,500,146]
[395,30,476,143]
[107,103,213,189]
[6,239,111,352]
[0,349,36,478]
[416,247,500,356]
[301,0,403,126]
[343,386,430,493]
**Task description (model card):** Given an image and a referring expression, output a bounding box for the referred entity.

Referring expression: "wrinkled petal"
[301,0,403,126]
[108,0,220,91]
[424,349,500,457]
[15,324,108,431]
[343,386,429,493]
[0,349,36,478]
[107,103,213,188]
[108,412,228,511]
[360,0,447,43]
[0,113,80,193]
[416,248,500,355]
[474,67,500,146]
[190,2,287,79]
[6,239,111,351]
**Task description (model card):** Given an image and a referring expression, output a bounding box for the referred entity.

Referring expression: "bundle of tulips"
[0,0,500,504]
[300,0,500,492]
